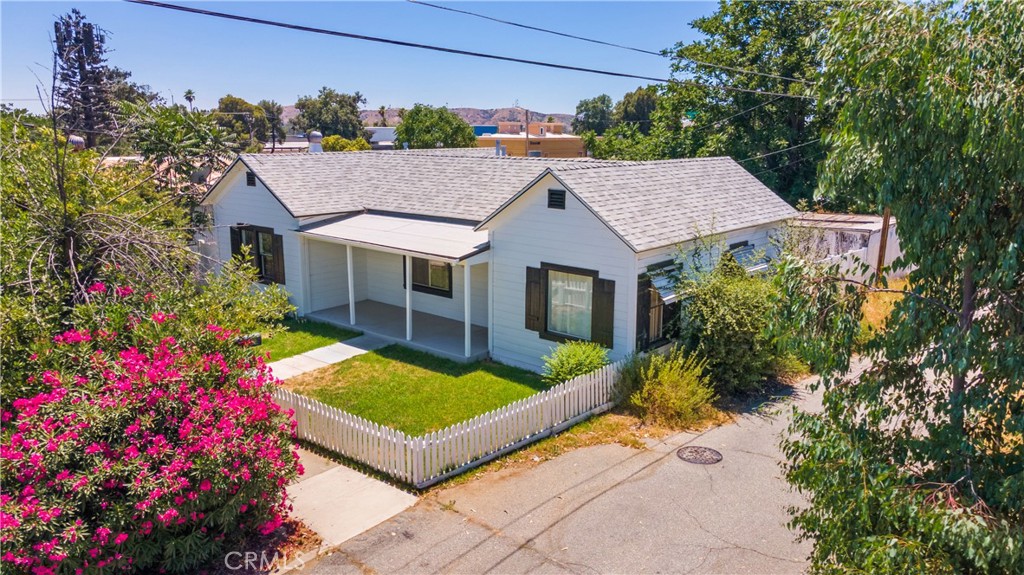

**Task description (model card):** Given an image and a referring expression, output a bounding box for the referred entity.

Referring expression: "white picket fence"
[274,358,625,488]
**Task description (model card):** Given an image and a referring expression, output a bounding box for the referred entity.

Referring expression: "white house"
[792,212,906,283]
[199,149,796,372]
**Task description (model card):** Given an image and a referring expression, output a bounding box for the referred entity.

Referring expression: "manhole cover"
[676,446,723,465]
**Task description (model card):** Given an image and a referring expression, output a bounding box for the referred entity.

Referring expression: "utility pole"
[874,206,891,285]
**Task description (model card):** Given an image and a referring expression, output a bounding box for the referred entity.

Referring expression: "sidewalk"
[290,450,418,551]
[268,334,389,380]
[271,336,418,569]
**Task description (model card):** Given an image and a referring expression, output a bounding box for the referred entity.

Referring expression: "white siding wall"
[345,248,487,327]
[209,166,306,312]
[307,240,349,312]
[486,174,638,372]
[636,222,782,271]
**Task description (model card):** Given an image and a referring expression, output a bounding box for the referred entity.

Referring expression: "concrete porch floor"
[307,300,489,363]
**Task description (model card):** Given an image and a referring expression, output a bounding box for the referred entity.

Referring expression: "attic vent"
[548,189,566,210]
[245,171,256,187]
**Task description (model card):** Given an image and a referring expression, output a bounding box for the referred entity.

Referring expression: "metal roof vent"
[308,131,323,153]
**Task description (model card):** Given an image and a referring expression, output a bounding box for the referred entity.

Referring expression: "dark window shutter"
[246,171,256,186]
[229,226,242,258]
[636,276,652,350]
[592,278,615,348]
[271,234,285,284]
[411,258,430,286]
[525,266,544,332]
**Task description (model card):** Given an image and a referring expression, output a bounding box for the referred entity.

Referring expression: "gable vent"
[245,171,256,187]
[548,189,566,210]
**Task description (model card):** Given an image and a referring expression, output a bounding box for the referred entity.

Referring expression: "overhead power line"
[738,139,821,163]
[691,96,784,132]
[407,0,813,85]
[408,0,662,57]
[751,152,825,176]
[123,0,813,101]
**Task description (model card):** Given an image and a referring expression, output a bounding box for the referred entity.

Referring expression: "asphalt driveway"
[307,363,864,574]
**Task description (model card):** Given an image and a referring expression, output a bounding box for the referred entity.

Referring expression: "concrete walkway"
[268,334,389,380]
[290,450,418,552]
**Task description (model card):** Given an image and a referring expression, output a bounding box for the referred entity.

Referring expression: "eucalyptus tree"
[774,2,1024,571]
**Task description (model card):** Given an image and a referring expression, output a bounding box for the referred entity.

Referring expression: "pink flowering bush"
[1,277,300,574]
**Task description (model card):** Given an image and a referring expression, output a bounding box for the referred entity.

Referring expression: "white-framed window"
[547,269,594,340]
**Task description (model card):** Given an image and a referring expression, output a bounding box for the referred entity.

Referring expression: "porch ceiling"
[299,213,489,263]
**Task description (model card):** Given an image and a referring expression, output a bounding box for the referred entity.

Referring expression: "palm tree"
[184,89,195,112]
[377,105,387,127]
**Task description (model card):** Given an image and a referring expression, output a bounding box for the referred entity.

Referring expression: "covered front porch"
[307,300,488,363]
[300,213,491,363]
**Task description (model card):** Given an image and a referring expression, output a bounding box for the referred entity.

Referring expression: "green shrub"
[627,347,716,427]
[678,256,776,395]
[0,272,298,573]
[321,135,371,152]
[541,341,609,385]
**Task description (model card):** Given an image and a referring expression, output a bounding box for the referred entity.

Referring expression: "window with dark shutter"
[524,263,614,349]
[228,224,284,285]
[547,189,566,210]
[525,267,544,331]
[636,276,652,350]
[404,257,452,298]
[245,171,256,187]
[591,278,615,348]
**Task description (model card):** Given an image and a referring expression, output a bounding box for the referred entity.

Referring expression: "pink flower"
[114,286,134,297]
[199,479,212,492]
[113,533,128,546]
[86,282,106,294]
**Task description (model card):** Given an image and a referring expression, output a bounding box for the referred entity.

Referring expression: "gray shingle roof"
[237,149,623,221]
[229,150,794,252]
[548,157,798,251]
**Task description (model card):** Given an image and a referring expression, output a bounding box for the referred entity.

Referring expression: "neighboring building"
[477,121,586,158]
[473,125,499,137]
[262,134,310,153]
[199,149,795,371]
[792,212,906,282]
[365,127,396,150]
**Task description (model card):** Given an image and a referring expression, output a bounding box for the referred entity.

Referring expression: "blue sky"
[2,1,715,114]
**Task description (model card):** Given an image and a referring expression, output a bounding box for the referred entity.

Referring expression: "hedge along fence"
[274,358,626,488]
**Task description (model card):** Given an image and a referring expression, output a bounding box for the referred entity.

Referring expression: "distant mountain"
[279,105,574,132]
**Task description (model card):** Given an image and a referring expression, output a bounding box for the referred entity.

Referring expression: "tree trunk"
[950,260,975,436]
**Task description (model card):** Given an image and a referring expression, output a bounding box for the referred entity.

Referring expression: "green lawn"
[284,345,547,435]
[261,318,360,361]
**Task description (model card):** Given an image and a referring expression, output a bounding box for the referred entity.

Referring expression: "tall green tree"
[775,1,1024,572]
[613,85,659,135]
[660,0,834,205]
[124,101,237,199]
[293,87,367,139]
[53,9,114,148]
[213,94,268,151]
[571,94,613,135]
[394,104,475,149]
[107,67,161,106]
[257,99,287,148]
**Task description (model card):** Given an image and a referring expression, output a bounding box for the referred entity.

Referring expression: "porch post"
[405,256,413,340]
[346,244,356,325]
[464,262,472,357]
